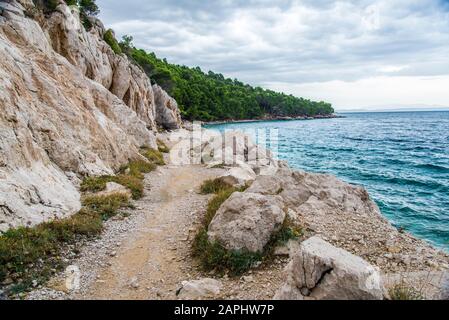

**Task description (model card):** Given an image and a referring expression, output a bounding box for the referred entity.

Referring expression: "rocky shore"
[19,128,449,300]
[203,114,343,126]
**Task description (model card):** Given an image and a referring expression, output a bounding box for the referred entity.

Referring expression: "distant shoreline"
[203,114,343,126]
[337,109,449,113]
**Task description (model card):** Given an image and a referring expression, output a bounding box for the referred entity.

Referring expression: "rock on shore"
[274,237,383,300]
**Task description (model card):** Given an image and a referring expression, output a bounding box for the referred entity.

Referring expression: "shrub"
[157,139,170,153]
[200,178,233,195]
[140,147,165,165]
[80,175,112,193]
[104,29,122,55]
[271,217,303,246]
[112,174,144,200]
[41,209,103,242]
[81,193,130,220]
[126,160,156,178]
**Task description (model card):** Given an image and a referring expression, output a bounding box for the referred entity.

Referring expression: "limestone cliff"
[0,0,182,231]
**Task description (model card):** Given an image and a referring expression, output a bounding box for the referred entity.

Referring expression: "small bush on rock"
[80,175,112,193]
[81,194,131,220]
[157,139,170,153]
[104,29,122,54]
[271,217,303,246]
[141,147,165,165]
[200,178,232,195]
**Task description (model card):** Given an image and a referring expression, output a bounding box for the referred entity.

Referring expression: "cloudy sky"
[97,0,449,110]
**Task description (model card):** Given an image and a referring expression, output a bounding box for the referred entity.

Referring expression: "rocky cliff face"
[0,0,182,231]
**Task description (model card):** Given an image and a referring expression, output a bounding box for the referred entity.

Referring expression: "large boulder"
[274,237,384,300]
[153,84,182,130]
[208,192,286,253]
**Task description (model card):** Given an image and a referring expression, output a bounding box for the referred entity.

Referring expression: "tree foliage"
[120,37,334,121]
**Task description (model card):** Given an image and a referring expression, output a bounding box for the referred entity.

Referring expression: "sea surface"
[206,111,449,251]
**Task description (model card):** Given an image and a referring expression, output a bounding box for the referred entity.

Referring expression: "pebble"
[129,277,140,289]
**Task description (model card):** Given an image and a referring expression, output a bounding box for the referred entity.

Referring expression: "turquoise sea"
[206,111,449,251]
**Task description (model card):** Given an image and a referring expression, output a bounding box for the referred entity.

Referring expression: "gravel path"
[27,163,288,300]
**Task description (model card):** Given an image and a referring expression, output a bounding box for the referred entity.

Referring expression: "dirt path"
[74,165,217,300]
[27,163,288,300]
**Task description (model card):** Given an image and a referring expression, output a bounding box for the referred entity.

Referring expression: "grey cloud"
[97,0,449,87]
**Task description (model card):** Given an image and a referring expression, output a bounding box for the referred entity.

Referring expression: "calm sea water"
[206,111,449,251]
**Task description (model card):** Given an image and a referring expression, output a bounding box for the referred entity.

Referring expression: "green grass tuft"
[156,139,170,153]
[80,175,112,193]
[140,147,165,165]
[271,217,303,246]
[192,229,262,276]
[81,194,131,220]
[389,283,425,300]
[200,178,233,195]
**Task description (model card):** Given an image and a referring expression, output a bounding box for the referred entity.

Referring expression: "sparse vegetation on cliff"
[140,147,165,166]
[156,139,170,154]
[103,29,122,55]
[80,148,163,200]
[31,0,99,29]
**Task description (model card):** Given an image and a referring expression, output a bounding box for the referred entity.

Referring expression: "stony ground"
[27,163,288,300]
[26,160,449,300]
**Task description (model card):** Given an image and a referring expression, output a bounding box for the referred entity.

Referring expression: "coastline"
[17,128,449,300]
[202,114,344,126]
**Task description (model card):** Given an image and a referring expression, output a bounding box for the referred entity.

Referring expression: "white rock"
[97,182,132,198]
[219,167,256,187]
[208,192,286,253]
[274,237,384,300]
[177,278,222,299]
[65,265,80,292]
